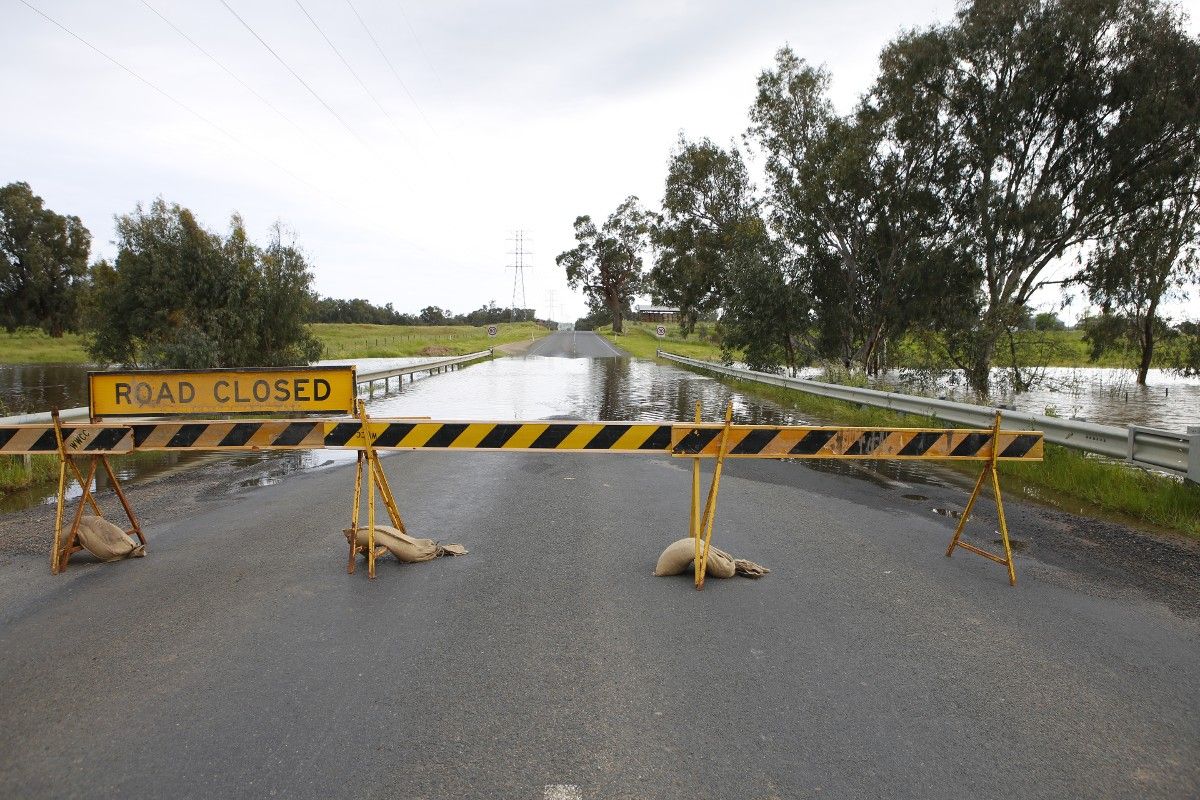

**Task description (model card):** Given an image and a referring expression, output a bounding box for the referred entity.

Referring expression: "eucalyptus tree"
[748,47,969,375]
[650,137,763,334]
[87,199,322,368]
[0,181,90,336]
[880,0,1200,395]
[557,196,655,335]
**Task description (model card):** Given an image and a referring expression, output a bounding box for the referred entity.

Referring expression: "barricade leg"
[49,411,144,575]
[695,402,734,590]
[945,411,1018,585]
[345,402,406,579]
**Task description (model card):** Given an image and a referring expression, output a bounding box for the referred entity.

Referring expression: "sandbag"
[75,515,145,562]
[349,525,467,563]
[653,537,768,579]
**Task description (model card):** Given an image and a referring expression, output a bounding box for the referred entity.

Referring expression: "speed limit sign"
[655,325,666,338]
[486,325,498,337]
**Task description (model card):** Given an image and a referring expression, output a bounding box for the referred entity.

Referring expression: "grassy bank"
[0,329,89,363]
[599,321,731,361]
[709,372,1200,538]
[600,321,1168,372]
[0,323,550,365]
[313,322,549,358]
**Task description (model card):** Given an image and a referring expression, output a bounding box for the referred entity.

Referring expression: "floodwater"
[2,353,1197,513]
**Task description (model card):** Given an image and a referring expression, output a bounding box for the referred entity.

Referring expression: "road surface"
[0,352,1197,799]
[526,330,626,358]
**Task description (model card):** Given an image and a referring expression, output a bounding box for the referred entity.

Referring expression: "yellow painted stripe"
[397,423,441,448]
[613,424,658,451]
[449,423,494,449]
[503,423,549,449]
[556,423,604,450]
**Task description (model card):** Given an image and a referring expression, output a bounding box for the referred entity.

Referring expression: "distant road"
[526,330,626,358]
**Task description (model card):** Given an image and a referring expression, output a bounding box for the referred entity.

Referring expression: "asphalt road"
[526,330,626,358]
[1,362,1198,798]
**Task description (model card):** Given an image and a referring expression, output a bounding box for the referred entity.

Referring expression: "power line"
[17,0,356,215]
[395,3,444,87]
[139,0,308,140]
[292,0,407,142]
[343,0,437,135]
[219,0,370,149]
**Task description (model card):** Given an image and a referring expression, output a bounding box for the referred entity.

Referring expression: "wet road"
[1,350,1198,799]
[526,330,626,358]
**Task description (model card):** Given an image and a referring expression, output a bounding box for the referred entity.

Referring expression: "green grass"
[599,321,731,361]
[707,373,1200,538]
[312,322,549,358]
[0,323,550,364]
[0,329,89,363]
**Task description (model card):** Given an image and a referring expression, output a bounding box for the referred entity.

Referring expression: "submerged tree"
[557,196,655,335]
[0,181,90,336]
[882,0,1200,395]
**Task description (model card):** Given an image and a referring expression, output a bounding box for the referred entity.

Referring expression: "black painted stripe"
[32,428,65,451]
[898,431,944,456]
[323,422,361,447]
[219,423,263,448]
[424,423,469,448]
[166,424,208,448]
[673,427,720,455]
[639,425,673,451]
[132,425,155,447]
[275,422,318,447]
[85,427,129,451]
[583,424,630,450]
[951,432,992,457]
[530,424,575,449]
[478,423,521,448]
[732,428,778,455]
[1001,434,1040,459]
[371,423,416,447]
[0,429,16,449]
[789,429,837,455]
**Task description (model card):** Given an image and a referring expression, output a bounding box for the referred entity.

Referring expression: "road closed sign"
[655,325,667,338]
[89,366,357,418]
[487,325,498,337]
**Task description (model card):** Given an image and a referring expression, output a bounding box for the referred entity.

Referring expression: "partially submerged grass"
[709,373,1200,538]
[0,454,58,494]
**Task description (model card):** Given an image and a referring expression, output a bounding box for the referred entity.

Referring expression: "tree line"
[557,0,1200,392]
[0,184,539,368]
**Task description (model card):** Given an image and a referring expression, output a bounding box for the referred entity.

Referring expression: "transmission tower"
[507,230,532,322]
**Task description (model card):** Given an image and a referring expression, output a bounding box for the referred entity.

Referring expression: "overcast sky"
[4,0,1198,323]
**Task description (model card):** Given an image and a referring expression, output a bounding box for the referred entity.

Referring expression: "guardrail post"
[1188,426,1200,485]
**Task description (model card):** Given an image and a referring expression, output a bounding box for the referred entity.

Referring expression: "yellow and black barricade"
[3,397,1043,584]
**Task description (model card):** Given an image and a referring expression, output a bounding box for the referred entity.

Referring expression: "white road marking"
[544,784,582,800]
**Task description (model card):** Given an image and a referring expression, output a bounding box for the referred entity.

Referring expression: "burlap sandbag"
[75,515,145,562]
[653,537,768,579]
[349,525,467,563]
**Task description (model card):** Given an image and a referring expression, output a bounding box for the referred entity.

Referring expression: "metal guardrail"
[0,351,496,426]
[658,350,1200,483]
[356,349,492,386]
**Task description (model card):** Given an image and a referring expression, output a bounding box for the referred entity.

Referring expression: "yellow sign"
[89,367,357,417]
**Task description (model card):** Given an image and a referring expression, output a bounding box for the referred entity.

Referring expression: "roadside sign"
[486,325,498,338]
[88,366,357,418]
[655,325,666,338]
